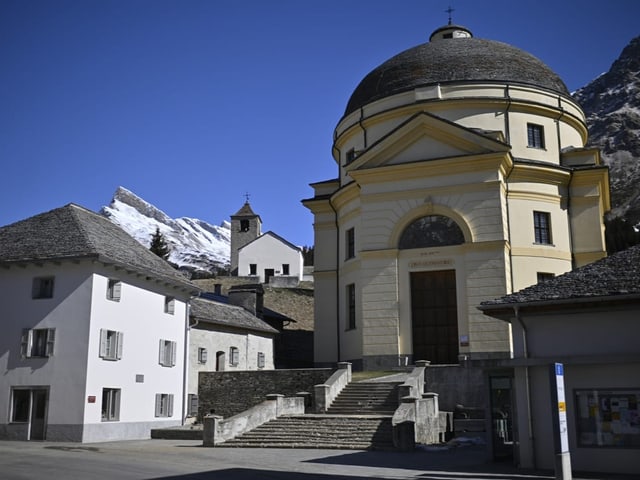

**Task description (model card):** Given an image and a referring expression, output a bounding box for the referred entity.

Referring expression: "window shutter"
[45,328,55,357]
[99,329,107,358]
[116,332,124,360]
[167,394,174,417]
[159,340,165,366]
[155,393,162,417]
[21,329,31,358]
[170,341,177,367]
[113,281,121,301]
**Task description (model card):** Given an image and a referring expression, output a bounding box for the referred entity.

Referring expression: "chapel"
[303,23,610,370]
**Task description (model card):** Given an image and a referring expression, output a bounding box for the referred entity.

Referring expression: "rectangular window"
[249,264,257,275]
[154,393,174,417]
[164,296,175,315]
[533,211,552,244]
[527,123,545,149]
[282,264,290,275]
[159,339,177,367]
[21,328,55,358]
[198,347,207,364]
[101,388,120,422]
[347,283,356,330]
[345,148,357,164]
[11,389,31,422]
[257,352,265,369]
[99,329,123,361]
[230,346,239,366]
[106,279,122,301]
[575,389,640,448]
[537,272,555,283]
[188,394,198,416]
[32,276,54,299]
[346,228,355,260]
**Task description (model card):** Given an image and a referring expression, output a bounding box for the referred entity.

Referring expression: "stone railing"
[313,362,352,412]
[203,394,304,446]
[397,360,429,400]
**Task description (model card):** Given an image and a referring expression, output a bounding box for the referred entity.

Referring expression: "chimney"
[228,284,264,318]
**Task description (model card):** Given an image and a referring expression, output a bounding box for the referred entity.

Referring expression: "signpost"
[550,363,572,480]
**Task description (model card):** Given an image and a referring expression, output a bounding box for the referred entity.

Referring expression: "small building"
[230,200,304,285]
[479,245,640,475]
[0,204,200,442]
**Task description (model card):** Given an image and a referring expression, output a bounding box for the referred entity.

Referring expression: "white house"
[186,294,278,417]
[0,204,200,442]
[479,245,640,475]
[237,231,304,284]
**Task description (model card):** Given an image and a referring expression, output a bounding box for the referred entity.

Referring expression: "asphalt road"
[0,439,632,480]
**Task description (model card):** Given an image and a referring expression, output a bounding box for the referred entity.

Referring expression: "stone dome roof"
[344,26,570,117]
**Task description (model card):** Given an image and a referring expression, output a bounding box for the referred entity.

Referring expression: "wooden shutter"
[113,281,121,301]
[21,329,31,358]
[170,341,177,367]
[155,393,162,417]
[167,394,174,417]
[159,340,165,366]
[116,332,124,359]
[99,329,107,358]
[45,328,55,357]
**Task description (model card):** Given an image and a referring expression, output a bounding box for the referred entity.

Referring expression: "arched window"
[399,215,465,249]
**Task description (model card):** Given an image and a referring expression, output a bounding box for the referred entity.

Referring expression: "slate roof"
[231,201,260,219]
[480,245,640,310]
[239,230,302,252]
[344,35,569,117]
[199,291,294,325]
[0,203,199,293]
[190,297,279,335]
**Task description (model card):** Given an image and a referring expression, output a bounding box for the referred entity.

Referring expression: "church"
[303,22,610,370]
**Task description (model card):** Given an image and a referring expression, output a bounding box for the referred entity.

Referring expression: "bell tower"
[230,195,262,275]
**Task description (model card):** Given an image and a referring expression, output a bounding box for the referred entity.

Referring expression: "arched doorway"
[400,215,464,364]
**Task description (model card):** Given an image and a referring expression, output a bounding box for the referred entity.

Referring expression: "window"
[32,276,54,299]
[164,296,175,315]
[537,272,555,283]
[257,352,265,369]
[575,389,640,448]
[198,347,208,364]
[346,228,355,259]
[240,219,250,232]
[159,339,177,367]
[154,393,174,417]
[533,211,552,244]
[249,264,257,275]
[346,148,357,164]
[11,389,30,422]
[399,215,465,249]
[188,394,198,416]
[282,264,290,275]
[230,346,239,366]
[21,328,55,358]
[347,284,356,330]
[101,388,120,421]
[527,123,545,149]
[106,279,122,301]
[99,329,123,361]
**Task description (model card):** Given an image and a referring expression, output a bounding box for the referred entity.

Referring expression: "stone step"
[326,382,400,415]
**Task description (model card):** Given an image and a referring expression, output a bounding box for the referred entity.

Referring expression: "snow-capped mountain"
[573,35,640,225]
[100,187,230,274]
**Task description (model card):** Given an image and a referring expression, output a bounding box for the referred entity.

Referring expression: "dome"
[344,26,570,117]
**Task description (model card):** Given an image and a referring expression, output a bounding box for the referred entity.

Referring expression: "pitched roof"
[239,230,302,252]
[480,245,640,311]
[199,291,294,324]
[0,203,199,293]
[190,297,278,334]
[231,201,260,219]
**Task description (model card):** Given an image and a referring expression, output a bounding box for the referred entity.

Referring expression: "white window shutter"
[45,328,55,357]
[154,393,161,417]
[167,394,174,417]
[170,341,177,367]
[116,332,124,359]
[113,281,121,301]
[99,329,107,358]
[159,340,165,366]
[21,329,31,358]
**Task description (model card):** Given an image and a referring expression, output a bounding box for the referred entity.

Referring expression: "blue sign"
[556,363,564,376]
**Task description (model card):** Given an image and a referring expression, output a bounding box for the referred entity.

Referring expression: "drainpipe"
[358,107,368,148]
[555,99,575,268]
[514,306,536,468]
[505,160,516,294]
[329,196,341,362]
[181,298,194,425]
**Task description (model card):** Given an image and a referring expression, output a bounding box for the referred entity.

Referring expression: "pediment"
[345,112,510,172]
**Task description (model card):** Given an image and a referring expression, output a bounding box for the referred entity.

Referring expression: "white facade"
[237,231,304,283]
[0,261,192,442]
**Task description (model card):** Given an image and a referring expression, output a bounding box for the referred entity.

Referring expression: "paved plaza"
[0,439,634,480]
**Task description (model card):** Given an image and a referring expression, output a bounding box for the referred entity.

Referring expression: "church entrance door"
[410,270,459,364]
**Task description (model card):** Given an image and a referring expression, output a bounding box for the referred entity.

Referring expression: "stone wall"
[423,363,487,412]
[198,368,333,420]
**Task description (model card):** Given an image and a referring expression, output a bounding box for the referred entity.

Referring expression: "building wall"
[237,234,303,283]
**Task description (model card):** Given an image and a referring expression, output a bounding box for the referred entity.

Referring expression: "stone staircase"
[218,381,400,449]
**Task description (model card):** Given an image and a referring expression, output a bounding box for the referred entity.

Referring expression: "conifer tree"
[149,227,171,260]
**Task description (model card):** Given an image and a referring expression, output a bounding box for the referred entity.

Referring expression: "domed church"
[303,23,610,370]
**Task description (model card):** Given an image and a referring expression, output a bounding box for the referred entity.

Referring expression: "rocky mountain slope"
[573,35,640,225]
[100,186,230,274]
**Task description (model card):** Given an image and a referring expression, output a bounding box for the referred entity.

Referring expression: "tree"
[150,227,171,260]
[302,245,314,266]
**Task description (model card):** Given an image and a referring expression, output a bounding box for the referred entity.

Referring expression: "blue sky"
[2,0,639,248]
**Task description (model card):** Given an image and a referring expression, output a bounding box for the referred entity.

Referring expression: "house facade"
[0,204,199,442]
[479,245,640,475]
[303,24,610,370]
